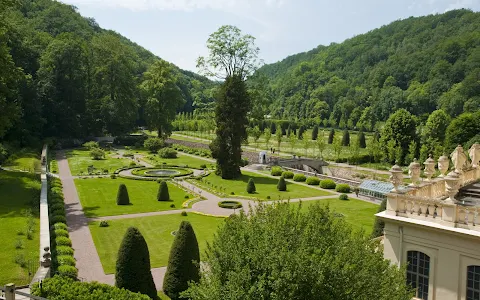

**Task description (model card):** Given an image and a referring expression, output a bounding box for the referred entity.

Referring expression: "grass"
[295,197,378,233]
[0,170,41,286]
[192,170,333,200]
[143,153,214,169]
[89,213,224,274]
[75,178,194,217]
[67,149,132,175]
[3,149,41,173]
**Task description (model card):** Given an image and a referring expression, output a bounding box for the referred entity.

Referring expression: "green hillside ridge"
[253,9,480,127]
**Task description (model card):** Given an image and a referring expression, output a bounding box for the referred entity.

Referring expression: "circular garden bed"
[131,167,193,178]
[218,200,243,209]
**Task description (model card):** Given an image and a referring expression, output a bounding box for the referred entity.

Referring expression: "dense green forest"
[0,0,216,147]
[252,9,480,129]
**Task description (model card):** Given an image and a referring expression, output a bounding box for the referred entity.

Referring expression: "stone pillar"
[5,283,15,300]
[408,158,421,187]
[389,163,403,192]
[423,155,436,181]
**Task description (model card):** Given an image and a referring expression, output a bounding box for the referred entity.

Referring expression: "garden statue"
[451,145,468,173]
[408,158,421,187]
[437,154,449,177]
[469,143,480,168]
[389,163,403,192]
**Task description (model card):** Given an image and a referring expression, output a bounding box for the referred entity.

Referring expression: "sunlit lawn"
[67,149,131,175]
[89,213,224,273]
[193,170,333,200]
[3,149,41,173]
[0,171,40,286]
[294,197,378,233]
[75,178,194,218]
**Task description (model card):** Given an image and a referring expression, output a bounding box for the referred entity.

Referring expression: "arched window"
[467,265,480,300]
[407,251,430,300]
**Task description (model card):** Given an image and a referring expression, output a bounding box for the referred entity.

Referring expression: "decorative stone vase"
[444,171,460,204]
[469,143,480,168]
[408,158,421,187]
[389,163,403,192]
[437,154,450,177]
[423,155,436,181]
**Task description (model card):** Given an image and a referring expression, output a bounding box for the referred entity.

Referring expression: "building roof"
[359,180,408,195]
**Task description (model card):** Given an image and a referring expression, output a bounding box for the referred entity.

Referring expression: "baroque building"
[377,144,480,300]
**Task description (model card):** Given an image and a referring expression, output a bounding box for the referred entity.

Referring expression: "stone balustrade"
[386,143,480,230]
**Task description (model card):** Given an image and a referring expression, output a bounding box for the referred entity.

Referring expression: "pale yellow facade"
[378,144,480,300]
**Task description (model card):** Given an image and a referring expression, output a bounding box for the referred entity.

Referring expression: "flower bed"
[131,167,193,178]
[218,200,243,209]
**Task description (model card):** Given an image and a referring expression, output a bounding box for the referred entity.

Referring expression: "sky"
[62,0,480,72]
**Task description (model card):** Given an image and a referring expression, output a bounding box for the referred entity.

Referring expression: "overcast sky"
[62,0,480,72]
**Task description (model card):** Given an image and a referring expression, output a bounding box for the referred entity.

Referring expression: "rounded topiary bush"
[281,171,294,179]
[335,184,351,193]
[49,203,65,212]
[56,246,74,256]
[57,255,76,266]
[50,215,67,225]
[99,220,109,227]
[293,174,307,182]
[56,236,72,247]
[54,229,69,238]
[246,178,256,194]
[116,184,130,205]
[339,194,349,200]
[181,211,188,216]
[218,201,243,209]
[320,179,336,189]
[57,265,78,279]
[271,166,283,176]
[306,177,320,185]
[157,181,170,201]
[277,176,287,191]
[51,207,66,217]
[52,223,68,231]
[158,148,178,159]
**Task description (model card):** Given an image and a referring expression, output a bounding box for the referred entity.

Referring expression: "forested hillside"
[256,9,480,129]
[0,0,215,146]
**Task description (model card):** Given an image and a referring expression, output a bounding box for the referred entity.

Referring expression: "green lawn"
[193,170,333,200]
[75,178,194,217]
[295,197,378,233]
[3,149,41,173]
[67,149,131,175]
[89,213,224,274]
[143,153,214,169]
[0,171,41,286]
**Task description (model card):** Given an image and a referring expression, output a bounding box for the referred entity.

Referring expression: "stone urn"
[408,158,421,187]
[424,155,436,181]
[437,154,449,177]
[444,171,460,204]
[389,163,403,192]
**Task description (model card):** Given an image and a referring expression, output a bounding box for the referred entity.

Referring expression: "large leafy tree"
[199,25,260,178]
[183,203,412,300]
[141,60,184,139]
[380,109,417,165]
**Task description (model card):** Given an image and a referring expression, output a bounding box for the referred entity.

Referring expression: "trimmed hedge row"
[336,184,351,193]
[281,171,294,179]
[31,275,150,300]
[293,174,307,182]
[48,177,78,279]
[306,177,320,185]
[320,179,336,189]
[172,144,212,158]
[271,166,283,176]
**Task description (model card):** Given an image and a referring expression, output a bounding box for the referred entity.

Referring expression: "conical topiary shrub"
[157,181,170,201]
[163,221,200,300]
[328,128,335,144]
[246,178,256,194]
[116,184,130,205]
[277,176,287,191]
[342,129,350,146]
[115,227,156,299]
[358,131,366,148]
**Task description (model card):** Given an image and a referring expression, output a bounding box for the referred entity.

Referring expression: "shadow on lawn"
[0,170,41,218]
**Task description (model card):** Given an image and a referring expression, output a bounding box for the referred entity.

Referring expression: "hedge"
[339,194,349,200]
[50,215,66,225]
[56,236,72,247]
[271,166,283,176]
[293,174,307,182]
[56,246,74,256]
[57,265,78,279]
[54,229,69,238]
[281,171,294,179]
[320,179,336,189]
[306,177,320,185]
[31,276,150,300]
[335,184,351,193]
[57,255,76,266]
[52,223,67,231]
[158,148,178,158]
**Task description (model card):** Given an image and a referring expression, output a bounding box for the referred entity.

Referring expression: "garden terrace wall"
[31,144,50,285]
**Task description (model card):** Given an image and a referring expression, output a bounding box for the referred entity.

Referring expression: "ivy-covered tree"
[115,227,156,299]
[163,221,200,300]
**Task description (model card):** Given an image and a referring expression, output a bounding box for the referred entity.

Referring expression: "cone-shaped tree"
[115,227,156,299]
[287,124,292,136]
[270,122,276,134]
[297,125,305,140]
[311,125,319,140]
[371,199,387,238]
[163,221,200,300]
[116,184,130,205]
[342,129,350,146]
[277,176,287,191]
[328,128,335,144]
[358,131,367,148]
[246,178,256,194]
[157,181,170,201]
